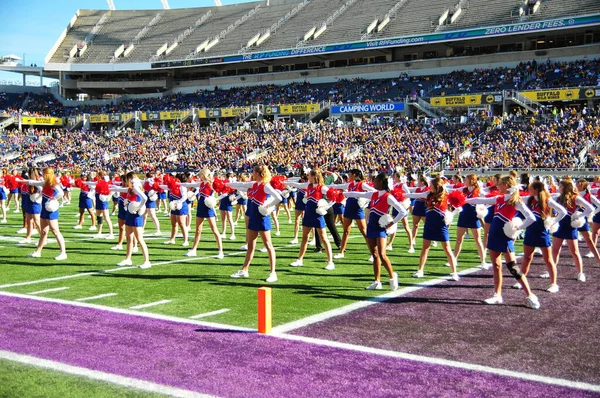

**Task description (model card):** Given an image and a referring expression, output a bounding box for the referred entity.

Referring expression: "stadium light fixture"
[247,33,261,48]
[106,0,116,10]
[366,19,378,34]
[196,39,209,53]
[313,24,327,39]
[303,27,316,41]
[377,16,390,32]
[214,0,223,6]
[205,38,219,51]
[256,31,270,46]
[160,0,170,9]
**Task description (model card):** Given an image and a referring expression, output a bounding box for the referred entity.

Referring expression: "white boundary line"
[130,300,172,310]
[272,332,600,392]
[0,350,211,398]
[189,309,230,319]
[75,293,118,302]
[28,287,70,295]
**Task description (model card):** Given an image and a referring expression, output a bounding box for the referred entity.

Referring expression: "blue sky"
[0,0,256,86]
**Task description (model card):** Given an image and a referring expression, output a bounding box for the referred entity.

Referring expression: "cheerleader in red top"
[109,173,134,252]
[19,168,42,244]
[466,176,537,307]
[227,165,282,282]
[155,172,169,215]
[0,169,7,223]
[289,173,308,245]
[6,169,21,213]
[73,173,97,231]
[112,172,151,269]
[589,181,600,263]
[451,174,465,190]
[576,178,600,262]
[24,167,67,261]
[84,170,115,239]
[329,168,375,259]
[160,173,190,246]
[142,171,161,236]
[110,171,122,215]
[181,167,224,260]
[404,177,460,281]
[60,171,74,206]
[233,173,249,227]
[592,176,600,190]
[408,175,431,249]
[481,174,502,270]
[286,167,335,270]
[453,174,487,268]
[218,172,237,241]
[344,173,407,290]
[385,172,414,254]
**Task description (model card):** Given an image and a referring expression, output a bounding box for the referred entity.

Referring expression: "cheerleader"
[233,173,249,226]
[218,172,236,240]
[453,174,487,268]
[576,178,600,261]
[289,173,308,245]
[143,172,161,236]
[520,181,567,293]
[481,174,502,270]
[551,177,594,282]
[161,174,190,246]
[6,169,21,213]
[386,172,414,253]
[466,176,538,307]
[227,165,281,282]
[110,171,122,215]
[85,171,114,239]
[286,167,335,270]
[181,167,224,259]
[275,181,292,227]
[60,171,73,206]
[73,173,97,230]
[0,169,7,223]
[110,173,132,252]
[155,171,169,215]
[408,175,430,249]
[24,167,67,261]
[332,174,347,226]
[19,168,41,244]
[113,172,150,268]
[404,177,460,281]
[329,168,374,259]
[344,173,406,290]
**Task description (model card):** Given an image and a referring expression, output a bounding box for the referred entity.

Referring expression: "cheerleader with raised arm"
[0,169,7,223]
[519,181,567,293]
[453,174,487,268]
[480,174,502,270]
[404,177,461,281]
[110,171,121,215]
[576,178,600,262]
[233,173,249,226]
[24,168,67,261]
[466,176,538,307]
[289,173,308,245]
[386,172,414,253]
[227,165,282,282]
[143,172,161,236]
[110,173,132,252]
[329,169,374,259]
[85,171,115,239]
[408,175,430,249]
[181,167,224,259]
[344,173,406,290]
[73,173,97,230]
[6,169,21,213]
[286,167,335,270]
[113,172,151,269]
[161,174,190,246]
[155,171,169,215]
[218,172,237,241]
[19,168,42,244]
[551,177,594,282]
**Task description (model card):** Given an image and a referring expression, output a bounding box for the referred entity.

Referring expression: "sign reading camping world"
[331,102,405,114]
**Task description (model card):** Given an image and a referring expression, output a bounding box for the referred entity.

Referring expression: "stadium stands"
[48,10,105,63]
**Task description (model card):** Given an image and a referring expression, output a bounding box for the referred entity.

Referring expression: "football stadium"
[1,0,600,395]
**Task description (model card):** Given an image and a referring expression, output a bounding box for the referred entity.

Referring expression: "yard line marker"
[189,309,230,319]
[129,300,172,310]
[75,293,118,302]
[0,350,211,398]
[28,287,70,295]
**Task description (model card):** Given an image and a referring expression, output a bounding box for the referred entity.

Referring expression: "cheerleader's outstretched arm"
[53,186,64,201]
[516,202,536,230]
[110,187,128,193]
[328,183,349,190]
[388,195,408,223]
[284,181,310,189]
[590,195,600,214]
[263,183,283,208]
[343,191,374,199]
[576,196,594,218]
[466,196,497,205]
[227,182,253,191]
[133,184,147,207]
[548,198,567,222]
[180,182,200,188]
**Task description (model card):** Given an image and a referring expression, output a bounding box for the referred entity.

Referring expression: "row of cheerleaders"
[1,166,599,309]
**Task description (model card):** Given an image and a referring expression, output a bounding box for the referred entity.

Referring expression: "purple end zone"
[294,256,600,387]
[0,295,596,397]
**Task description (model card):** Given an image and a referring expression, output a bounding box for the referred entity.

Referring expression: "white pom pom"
[3,187,9,195]
[282,190,290,199]
[169,201,182,211]
[87,191,95,200]
[341,198,347,206]
[148,190,158,202]
[544,217,559,233]
[402,198,411,209]
[258,205,273,216]
[570,211,585,229]
[444,208,462,226]
[378,214,394,228]
[357,197,370,209]
[204,196,217,208]
[289,187,297,192]
[228,194,237,203]
[128,202,140,214]
[123,199,129,208]
[187,191,196,201]
[30,192,42,203]
[44,199,59,213]
[475,204,488,219]
[316,199,329,215]
[503,218,524,239]
[302,197,308,204]
[99,194,111,202]
[113,191,120,199]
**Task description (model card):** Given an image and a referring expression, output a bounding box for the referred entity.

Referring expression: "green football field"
[0,198,490,329]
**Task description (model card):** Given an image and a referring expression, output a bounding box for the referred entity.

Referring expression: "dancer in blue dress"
[453,174,487,268]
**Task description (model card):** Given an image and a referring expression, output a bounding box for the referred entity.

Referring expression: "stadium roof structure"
[44,0,600,73]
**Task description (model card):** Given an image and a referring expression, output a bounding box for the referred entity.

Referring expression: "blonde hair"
[577,178,589,192]
[427,177,447,209]
[501,176,521,206]
[558,177,578,210]
[254,165,271,184]
[42,167,58,188]
[310,167,325,187]
[199,167,214,182]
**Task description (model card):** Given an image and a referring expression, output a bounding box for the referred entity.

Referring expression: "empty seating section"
[77,11,158,63]
[48,10,105,63]
[528,0,600,22]
[437,0,523,31]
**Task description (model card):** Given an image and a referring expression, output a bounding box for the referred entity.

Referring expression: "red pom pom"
[74,178,83,189]
[96,180,110,195]
[212,178,226,194]
[447,190,466,208]
[391,187,405,202]
[326,188,341,202]
[270,175,287,191]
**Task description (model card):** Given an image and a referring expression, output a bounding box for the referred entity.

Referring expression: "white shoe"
[93,234,103,239]
[546,284,559,293]
[585,252,594,258]
[290,259,303,267]
[0,219,6,224]
[480,262,492,270]
[31,229,38,235]
[325,262,335,270]
[154,231,162,236]
[110,245,123,251]
[239,244,248,251]
[526,294,541,310]
[266,272,278,283]
[13,209,20,213]
[512,282,522,289]
[412,270,424,278]
[333,253,345,259]
[365,281,382,290]
[220,233,226,239]
[18,238,32,244]
[578,234,583,242]
[113,223,119,228]
[55,253,67,261]
[539,271,550,278]
[229,234,236,240]
[484,295,503,305]
[132,246,139,253]
[444,262,451,267]
[185,249,197,257]
[386,245,393,251]
[117,259,132,266]
[309,239,316,246]
[230,269,249,278]
[73,225,83,230]
[181,241,189,247]
[368,255,374,262]
[577,273,586,282]
[16,227,27,234]
[27,252,41,258]
[163,240,175,245]
[432,241,438,247]
[289,238,298,244]
[139,262,152,269]
[407,247,415,254]
[105,234,115,240]
[233,222,238,227]
[89,226,97,231]
[275,231,281,236]
[450,273,460,281]
[260,247,268,253]
[389,272,399,291]
[533,247,543,256]
[216,251,224,260]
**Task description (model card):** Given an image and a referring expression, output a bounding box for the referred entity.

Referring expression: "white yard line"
[75,293,118,302]
[0,350,211,398]
[189,309,230,319]
[27,287,70,295]
[129,300,172,310]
